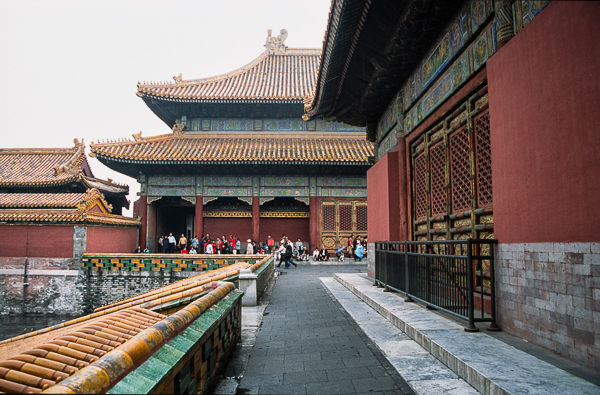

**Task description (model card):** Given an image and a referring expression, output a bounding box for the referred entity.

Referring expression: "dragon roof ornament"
[265,29,288,54]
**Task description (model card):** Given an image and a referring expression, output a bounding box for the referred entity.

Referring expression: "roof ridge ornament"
[172,122,185,137]
[265,29,288,54]
[132,131,143,141]
[173,73,183,83]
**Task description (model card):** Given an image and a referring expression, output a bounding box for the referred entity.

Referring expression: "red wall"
[203,217,252,241]
[367,151,400,242]
[86,226,139,253]
[259,217,309,245]
[488,1,600,243]
[0,225,74,258]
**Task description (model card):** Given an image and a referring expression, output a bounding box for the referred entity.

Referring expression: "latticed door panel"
[474,110,493,207]
[356,205,367,232]
[429,142,446,216]
[320,200,367,250]
[414,154,427,219]
[339,204,353,232]
[450,126,471,213]
[322,205,335,232]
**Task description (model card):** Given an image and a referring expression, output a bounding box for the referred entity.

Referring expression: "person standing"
[347,236,354,258]
[168,233,176,253]
[158,236,164,253]
[199,235,205,254]
[246,239,253,255]
[178,234,187,251]
[205,240,214,254]
[192,235,199,251]
[236,237,241,254]
[295,238,303,254]
[267,236,274,253]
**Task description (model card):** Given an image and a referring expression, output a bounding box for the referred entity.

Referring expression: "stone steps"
[333,273,600,395]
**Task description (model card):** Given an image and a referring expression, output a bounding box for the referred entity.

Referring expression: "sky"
[0,0,331,215]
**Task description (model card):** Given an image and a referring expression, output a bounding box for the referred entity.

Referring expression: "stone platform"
[332,273,600,395]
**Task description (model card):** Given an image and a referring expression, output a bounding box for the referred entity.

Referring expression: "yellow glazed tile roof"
[0,261,258,393]
[90,134,373,164]
[137,48,321,102]
[0,188,140,227]
[0,139,128,194]
[0,139,88,187]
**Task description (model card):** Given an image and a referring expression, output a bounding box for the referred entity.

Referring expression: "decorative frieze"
[184,118,365,132]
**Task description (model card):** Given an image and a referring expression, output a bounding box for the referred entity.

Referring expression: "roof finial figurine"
[132,131,143,141]
[265,29,288,54]
[173,73,183,83]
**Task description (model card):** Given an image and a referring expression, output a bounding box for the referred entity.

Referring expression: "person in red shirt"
[180,247,188,254]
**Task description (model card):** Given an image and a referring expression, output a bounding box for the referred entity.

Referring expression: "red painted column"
[139,195,147,250]
[397,138,410,241]
[195,197,203,239]
[309,196,319,251]
[252,196,260,242]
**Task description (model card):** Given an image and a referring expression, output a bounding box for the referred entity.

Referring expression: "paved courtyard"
[237,265,414,395]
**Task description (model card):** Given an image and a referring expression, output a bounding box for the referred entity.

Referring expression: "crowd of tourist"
[133,232,368,262]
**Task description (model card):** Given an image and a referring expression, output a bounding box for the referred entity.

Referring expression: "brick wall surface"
[496,242,600,370]
[0,267,196,316]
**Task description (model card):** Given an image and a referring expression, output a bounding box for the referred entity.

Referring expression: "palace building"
[305,0,600,369]
[91,30,373,252]
[0,139,140,262]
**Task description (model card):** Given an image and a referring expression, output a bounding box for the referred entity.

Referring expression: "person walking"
[276,241,286,267]
[285,239,296,268]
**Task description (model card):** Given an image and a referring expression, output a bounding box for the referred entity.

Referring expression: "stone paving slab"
[237,266,413,394]
[334,273,600,395]
[321,277,479,395]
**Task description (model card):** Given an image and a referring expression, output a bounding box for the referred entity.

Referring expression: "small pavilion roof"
[90,133,373,165]
[0,188,139,227]
[0,139,90,187]
[0,139,129,198]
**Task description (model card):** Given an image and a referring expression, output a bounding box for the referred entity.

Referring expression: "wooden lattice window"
[356,205,367,231]
[414,154,427,219]
[430,142,446,216]
[450,126,471,212]
[410,85,493,242]
[475,110,493,206]
[322,205,335,231]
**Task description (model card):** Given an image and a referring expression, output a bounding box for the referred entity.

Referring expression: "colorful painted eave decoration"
[137,48,321,102]
[90,135,373,164]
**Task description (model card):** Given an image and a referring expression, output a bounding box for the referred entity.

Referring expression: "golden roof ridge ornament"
[172,122,185,137]
[265,29,288,54]
[132,131,143,141]
[173,73,183,83]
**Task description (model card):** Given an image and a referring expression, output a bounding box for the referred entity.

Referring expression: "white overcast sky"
[0,0,331,215]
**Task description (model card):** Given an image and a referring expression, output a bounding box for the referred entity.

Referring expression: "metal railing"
[374,239,499,332]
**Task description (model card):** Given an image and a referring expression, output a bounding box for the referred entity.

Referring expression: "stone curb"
[334,273,600,395]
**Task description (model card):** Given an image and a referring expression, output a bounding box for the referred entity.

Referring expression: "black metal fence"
[374,239,499,332]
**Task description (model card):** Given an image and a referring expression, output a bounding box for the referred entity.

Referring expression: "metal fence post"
[404,241,413,302]
[487,241,500,331]
[465,238,478,332]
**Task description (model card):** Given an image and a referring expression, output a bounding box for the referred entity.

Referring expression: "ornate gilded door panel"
[320,200,367,250]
